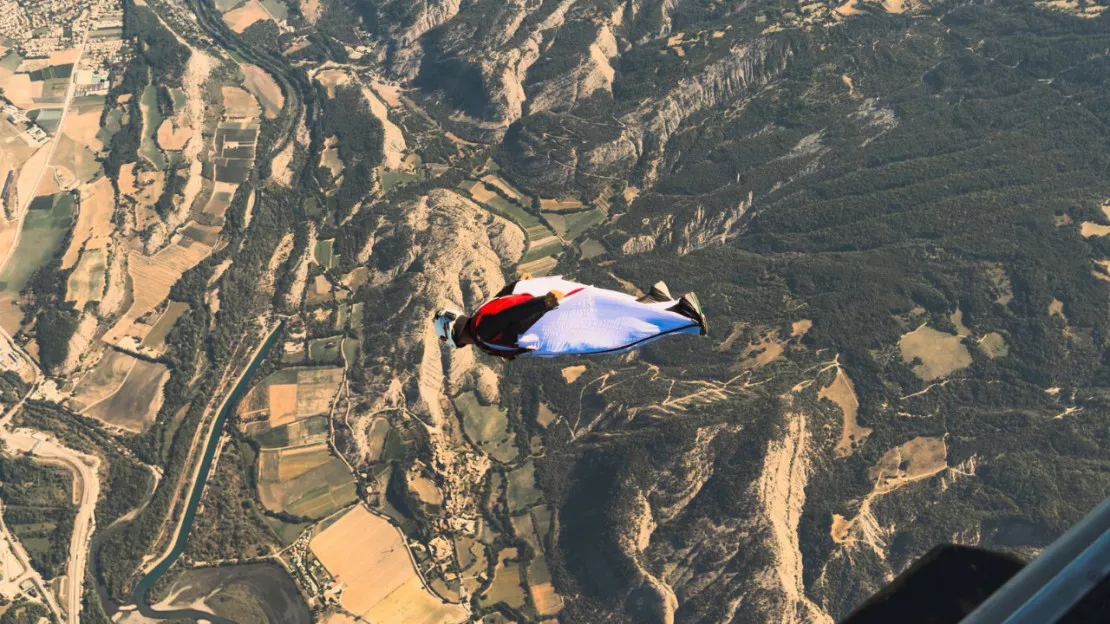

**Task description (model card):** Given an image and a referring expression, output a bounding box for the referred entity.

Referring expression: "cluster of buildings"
[75,2,127,97]
[0,331,25,372]
[286,533,343,608]
[0,0,99,57]
[0,0,127,147]
[2,105,48,145]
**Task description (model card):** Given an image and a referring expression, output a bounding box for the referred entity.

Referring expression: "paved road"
[0,379,63,621]
[5,429,102,624]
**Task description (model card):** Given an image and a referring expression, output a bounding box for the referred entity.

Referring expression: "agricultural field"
[264,516,310,546]
[60,95,107,154]
[306,274,333,307]
[506,461,543,513]
[365,418,391,462]
[320,142,342,178]
[239,367,343,436]
[156,118,192,152]
[104,86,259,345]
[457,179,562,274]
[102,231,213,345]
[259,444,333,482]
[68,350,136,411]
[314,238,334,269]
[96,107,124,146]
[979,332,1009,359]
[453,392,517,463]
[479,548,526,610]
[479,174,529,205]
[818,367,870,459]
[51,132,101,184]
[536,403,559,429]
[407,469,442,506]
[527,554,563,617]
[241,65,284,120]
[578,238,606,260]
[65,247,106,310]
[62,176,115,270]
[509,505,563,617]
[141,301,191,353]
[307,336,355,363]
[310,505,468,623]
[381,168,424,194]
[455,535,487,595]
[542,207,606,241]
[258,450,356,519]
[335,303,349,330]
[82,358,170,433]
[138,83,167,170]
[221,0,274,33]
[0,192,74,330]
[538,198,585,212]
[258,0,290,20]
[239,367,349,516]
[0,115,41,192]
[214,122,259,184]
[254,415,329,449]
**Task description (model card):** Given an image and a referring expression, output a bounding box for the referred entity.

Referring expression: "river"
[125,325,283,622]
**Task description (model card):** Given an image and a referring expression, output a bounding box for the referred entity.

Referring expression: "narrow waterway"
[128,325,283,621]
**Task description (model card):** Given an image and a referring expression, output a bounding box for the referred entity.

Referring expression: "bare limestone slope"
[342,190,523,529]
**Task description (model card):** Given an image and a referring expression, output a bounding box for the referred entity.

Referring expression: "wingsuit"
[433,276,707,359]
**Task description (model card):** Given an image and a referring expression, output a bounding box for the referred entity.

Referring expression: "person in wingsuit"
[433,275,707,359]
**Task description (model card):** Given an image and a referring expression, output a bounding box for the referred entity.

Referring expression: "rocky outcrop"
[361,86,406,170]
[344,189,523,527]
[677,191,753,254]
[581,38,793,187]
[528,15,622,114]
[757,410,834,624]
[376,0,465,79]
[456,0,578,129]
[505,36,793,193]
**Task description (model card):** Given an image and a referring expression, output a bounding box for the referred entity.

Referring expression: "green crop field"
[307,336,343,363]
[335,303,349,329]
[264,517,309,546]
[483,194,543,229]
[258,455,356,520]
[480,549,526,610]
[0,194,74,293]
[578,239,606,260]
[314,239,335,269]
[543,208,606,241]
[506,460,543,513]
[139,82,166,170]
[254,415,330,448]
[170,87,187,112]
[381,168,424,193]
[142,301,190,350]
[520,239,562,264]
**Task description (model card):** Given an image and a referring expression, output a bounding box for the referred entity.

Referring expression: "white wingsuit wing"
[511,276,701,357]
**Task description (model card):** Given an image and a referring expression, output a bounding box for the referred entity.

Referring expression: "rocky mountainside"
[58,0,1110,621]
[283,0,1110,621]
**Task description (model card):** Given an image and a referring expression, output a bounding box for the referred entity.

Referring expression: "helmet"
[434,309,462,348]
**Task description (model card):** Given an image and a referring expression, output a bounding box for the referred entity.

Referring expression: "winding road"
[3,429,101,624]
